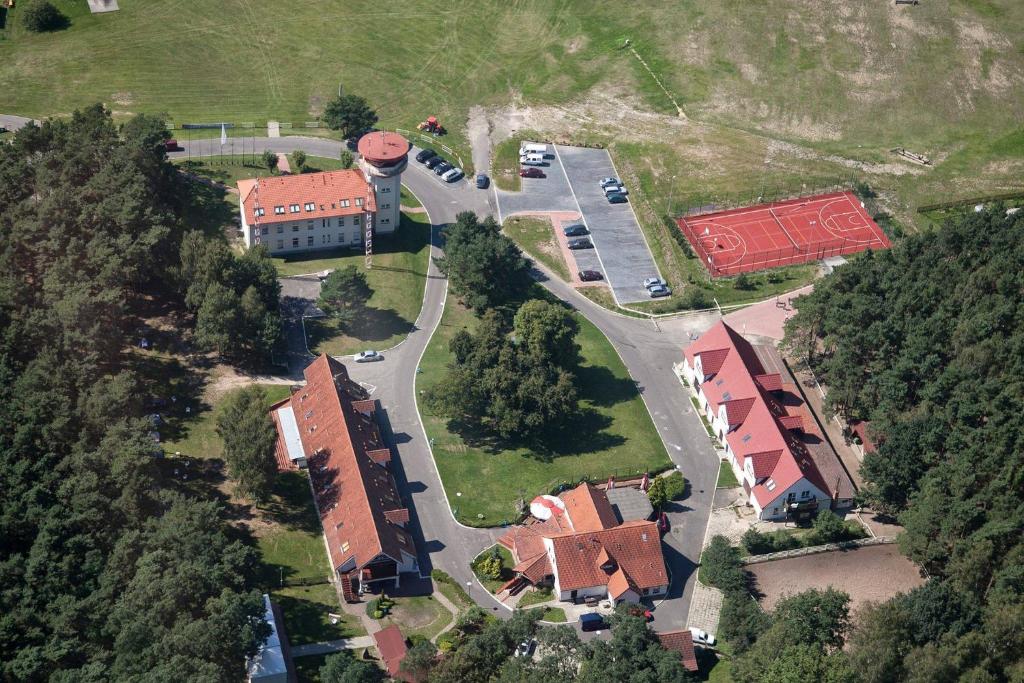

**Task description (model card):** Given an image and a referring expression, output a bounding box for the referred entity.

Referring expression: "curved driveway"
[173,136,722,631]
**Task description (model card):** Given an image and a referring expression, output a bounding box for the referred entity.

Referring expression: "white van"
[520,153,546,166]
[519,143,548,156]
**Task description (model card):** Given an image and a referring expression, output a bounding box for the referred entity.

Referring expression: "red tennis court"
[677,191,890,277]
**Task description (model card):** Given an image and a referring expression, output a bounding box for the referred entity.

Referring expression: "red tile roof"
[755,373,783,392]
[513,552,553,584]
[498,516,567,564]
[685,322,830,508]
[239,169,376,227]
[778,415,804,432]
[657,630,699,672]
[851,420,879,453]
[373,625,409,680]
[275,355,414,577]
[722,397,756,427]
[562,482,619,532]
[550,520,667,592]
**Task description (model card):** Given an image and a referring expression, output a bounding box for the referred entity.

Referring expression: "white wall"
[756,479,828,520]
[251,213,370,255]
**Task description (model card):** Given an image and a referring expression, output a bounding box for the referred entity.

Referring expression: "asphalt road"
[167,135,722,632]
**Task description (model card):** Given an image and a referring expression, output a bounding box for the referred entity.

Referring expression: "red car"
[657,511,670,534]
[520,167,546,178]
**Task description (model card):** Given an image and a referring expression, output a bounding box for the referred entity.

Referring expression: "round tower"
[357,131,409,236]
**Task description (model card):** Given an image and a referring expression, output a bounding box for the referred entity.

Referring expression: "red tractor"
[416,116,446,136]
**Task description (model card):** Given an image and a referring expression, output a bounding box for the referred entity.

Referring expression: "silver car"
[355,350,383,363]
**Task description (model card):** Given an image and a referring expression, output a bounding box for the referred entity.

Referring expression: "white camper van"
[519,153,546,166]
[519,143,548,156]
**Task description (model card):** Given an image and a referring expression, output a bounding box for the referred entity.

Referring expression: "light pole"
[665,174,677,216]
[466,580,472,601]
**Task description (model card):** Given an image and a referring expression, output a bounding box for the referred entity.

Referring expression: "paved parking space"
[494,144,577,216]
[555,146,662,304]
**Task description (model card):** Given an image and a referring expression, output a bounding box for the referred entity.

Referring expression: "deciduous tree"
[216,385,278,503]
[323,93,378,138]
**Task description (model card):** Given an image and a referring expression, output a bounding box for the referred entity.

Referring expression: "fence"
[917,189,1024,214]
[739,535,897,565]
[670,177,860,222]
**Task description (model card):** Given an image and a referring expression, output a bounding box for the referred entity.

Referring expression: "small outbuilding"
[247,594,292,683]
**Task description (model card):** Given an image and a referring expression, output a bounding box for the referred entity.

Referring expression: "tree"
[262,149,278,173]
[194,282,242,355]
[758,644,855,683]
[318,266,372,329]
[512,299,580,367]
[292,149,307,172]
[699,535,746,592]
[773,588,851,650]
[320,652,386,683]
[647,476,668,509]
[719,590,771,653]
[661,470,687,500]
[216,386,278,503]
[340,150,354,169]
[323,93,378,138]
[810,510,849,544]
[20,0,66,32]
[400,641,437,682]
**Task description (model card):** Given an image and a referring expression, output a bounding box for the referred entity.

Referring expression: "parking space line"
[604,151,664,281]
[553,145,621,307]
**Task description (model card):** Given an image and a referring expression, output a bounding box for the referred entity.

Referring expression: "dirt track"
[749,544,924,613]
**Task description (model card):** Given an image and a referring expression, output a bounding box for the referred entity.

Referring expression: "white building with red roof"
[497,482,668,604]
[677,321,836,520]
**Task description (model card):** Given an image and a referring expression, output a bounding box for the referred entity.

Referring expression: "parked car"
[603,184,627,196]
[164,139,179,152]
[520,155,546,166]
[579,270,603,281]
[563,224,589,237]
[580,613,607,632]
[689,627,716,647]
[648,284,671,297]
[599,177,620,188]
[657,511,670,534]
[520,167,546,178]
[433,161,453,176]
[514,639,536,657]
[476,173,490,189]
[425,156,445,169]
[643,277,667,290]
[355,350,383,363]
[415,148,437,163]
[568,238,593,250]
[607,193,628,204]
[442,167,464,182]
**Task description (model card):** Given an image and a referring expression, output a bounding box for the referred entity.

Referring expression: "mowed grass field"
[418,296,672,526]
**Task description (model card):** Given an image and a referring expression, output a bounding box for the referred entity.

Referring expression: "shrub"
[810,510,850,545]
[372,609,384,619]
[340,150,354,169]
[292,149,307,172]
[686,288,711,309]
[436,630,460,652]
[476,555,503,580]
[661,471,686,500]
[742,528,774,555]
[700,535,747,592]
[734,273,753,290]
[21,0,65,32]
[365,597,390,618]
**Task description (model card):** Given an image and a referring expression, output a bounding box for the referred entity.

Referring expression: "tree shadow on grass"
[575,363,641,408]
[178,174,237,241]
[262,471,322,534]
[271,591,339,645]
[307,308,415,347]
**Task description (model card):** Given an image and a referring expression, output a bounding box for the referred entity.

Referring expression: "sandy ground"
[748,544,924,613]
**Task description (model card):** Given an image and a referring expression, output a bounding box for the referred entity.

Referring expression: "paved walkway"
[276,153,291,174]
[687,581,724,636]
[291,635,375,658]
[722,284,813,341]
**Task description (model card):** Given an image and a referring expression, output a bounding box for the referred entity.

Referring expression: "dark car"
[425,156,445,170]
[563,224,588,237]
[416,148,437,163]
[580,613,607,632]
[433,161,453,176]
[648,284,671,298]
[476,173,490,189]
[579,270,603,281]
[607,193,628,204]
[657,511,670,534]
[568,238,593,250]
[520,167,546,178]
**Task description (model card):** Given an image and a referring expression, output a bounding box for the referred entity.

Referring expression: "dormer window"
[289,204,300,213]
[274,205,285,215]
[355,197,364,207]
[255,207,265,217]
[765,478,776,491]
[340,199,350,208]
[304,202,315,211]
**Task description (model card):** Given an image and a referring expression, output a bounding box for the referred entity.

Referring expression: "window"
[338,217,346,227]
[292,237,299,248]
[322,218,329,228]
[276,240,283,250]
[353,216,360,226]
[307,236,314,246]
[355,197,363,207]
[255,207,265,216]
[382,203,390,209]
[380,217,389,225]
[338,233,344,243]
[307,220,314,230]
[642,588,650,596]
[276,225,283,234]
[289,204,300,213]
[765,478,777,491]
[304,202,315,211]
[800,490,810,499]
[322,234,331,244]
[292,224,299,232]
[340,541,350,553]
[340,199,350,208]
[381,186,391,193]
[260,226,268,235]
[274,205,285,215]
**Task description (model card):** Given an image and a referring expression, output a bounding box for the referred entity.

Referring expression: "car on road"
[579,270,603,281]
[568,238,593,250]
[415,148,436,163]
[580,613,608,632]
[603,184,628,196]
[643,277,666,290]
[689,627,716,647]
[599,177,620,188]
[563,224,588,236]
[514,639,536,657]
[520,167,546,178]
[607,193,628,204]
[442,167,464,182]
[433,162,453,176]
[648,284,671,297]
[355,350,383,363]
[425,156,445,169]
[476,173,489,189]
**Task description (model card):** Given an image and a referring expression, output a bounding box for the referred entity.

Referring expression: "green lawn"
[503,216,570,282]
[418,296,673,526]
[400,185,423,209]
[162,383,292,460]
[492,134,535,192]
[517,586,554,608]
[540,607,566,623]
[289,212,431,356]
[272,583,365,646]
[471,545,516,594]
[256,471,333,586]
[382,595,453,642]
[716,461,739,489]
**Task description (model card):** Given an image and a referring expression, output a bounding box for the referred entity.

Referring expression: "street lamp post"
[466,580,472,601]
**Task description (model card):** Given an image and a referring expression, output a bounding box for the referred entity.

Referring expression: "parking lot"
[496,143,662,304]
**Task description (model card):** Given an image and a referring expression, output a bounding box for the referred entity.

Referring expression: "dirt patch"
[111,92,133,106]
[748,544,924,614]
[467,105,491,175]
[566,35,588,54]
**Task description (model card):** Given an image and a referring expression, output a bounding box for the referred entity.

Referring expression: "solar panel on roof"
[742,434,752,443]
[722,391,732,401]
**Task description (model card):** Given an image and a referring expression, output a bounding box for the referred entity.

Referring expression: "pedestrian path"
[291,635,375,657]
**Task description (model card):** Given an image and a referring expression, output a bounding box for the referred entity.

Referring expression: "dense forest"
[784,207,1024,681]
[0,107,276,680]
